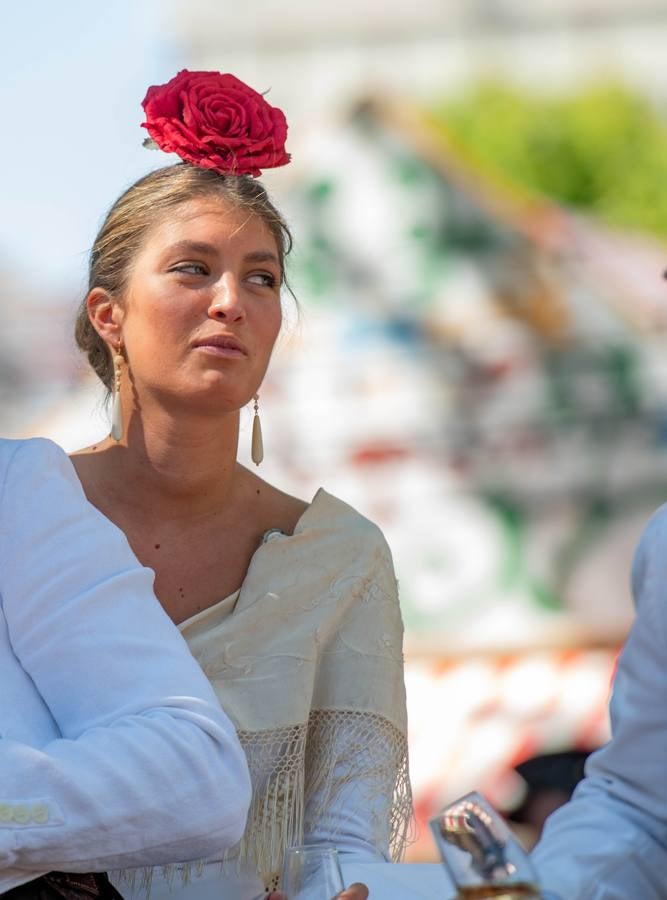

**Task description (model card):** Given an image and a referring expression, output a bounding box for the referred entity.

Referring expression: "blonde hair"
[75,163,293,391]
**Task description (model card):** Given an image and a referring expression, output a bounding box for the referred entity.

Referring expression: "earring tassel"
[251,401,264,466]
[111,389,124,442]
[111,347,124,442]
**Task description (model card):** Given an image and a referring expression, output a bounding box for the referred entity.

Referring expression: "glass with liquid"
[429,792,542,900]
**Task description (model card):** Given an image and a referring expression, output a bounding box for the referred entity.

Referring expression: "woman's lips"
[192,333,248,358]
[194,343,246,359]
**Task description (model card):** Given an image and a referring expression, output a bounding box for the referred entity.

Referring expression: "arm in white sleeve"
[303,715,396,863]
[531,505,667,900]
[304,529,412,865]
[0,439,251,881]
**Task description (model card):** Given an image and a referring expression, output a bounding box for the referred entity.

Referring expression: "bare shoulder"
[237,465,309,536]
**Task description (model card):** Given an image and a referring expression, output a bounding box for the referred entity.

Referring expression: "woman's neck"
[77,405,244,522]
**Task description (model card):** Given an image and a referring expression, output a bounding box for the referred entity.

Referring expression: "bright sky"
[0,0,183,295]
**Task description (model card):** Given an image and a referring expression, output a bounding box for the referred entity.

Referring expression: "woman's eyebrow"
[243,251,281,266]
[165,240,218,257]
[163,243,279,266]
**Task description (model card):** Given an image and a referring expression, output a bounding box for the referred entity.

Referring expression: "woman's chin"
[169,385,250,417]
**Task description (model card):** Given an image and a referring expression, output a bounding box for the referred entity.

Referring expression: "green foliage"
[431,81,667,238]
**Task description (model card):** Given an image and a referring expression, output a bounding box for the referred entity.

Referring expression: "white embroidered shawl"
[179,488,412,888]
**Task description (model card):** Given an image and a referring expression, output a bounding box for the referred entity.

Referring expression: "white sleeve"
[0,439,251,880]
[303,532,411,865]
[304,526,412,862]
[531,506,667,900]
[303,715,393,863]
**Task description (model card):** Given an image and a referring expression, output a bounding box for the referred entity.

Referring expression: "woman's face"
[113,197,283,415]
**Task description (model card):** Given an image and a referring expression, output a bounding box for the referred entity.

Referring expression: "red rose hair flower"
[141,69,290,177]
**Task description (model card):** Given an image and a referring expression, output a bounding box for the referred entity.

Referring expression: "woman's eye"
[172,263,208,276]
[247,272,277,288]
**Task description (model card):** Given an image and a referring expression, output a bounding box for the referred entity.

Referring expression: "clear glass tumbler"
[281,844,345,900]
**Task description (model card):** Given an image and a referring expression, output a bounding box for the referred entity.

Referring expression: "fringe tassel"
[227,728,307,887]
[111,711,412,896]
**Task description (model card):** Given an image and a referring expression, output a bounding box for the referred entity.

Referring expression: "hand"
[268,882,369,899]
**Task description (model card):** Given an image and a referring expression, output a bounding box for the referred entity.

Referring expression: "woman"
[0,437,251,896]
[68,71,411,899]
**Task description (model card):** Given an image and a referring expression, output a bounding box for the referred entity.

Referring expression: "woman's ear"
[87,288,124,347]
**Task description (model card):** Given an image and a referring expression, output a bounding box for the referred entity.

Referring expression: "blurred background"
[5,0,667,859]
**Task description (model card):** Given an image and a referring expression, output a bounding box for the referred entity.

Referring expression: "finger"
[267,893,287,900]
[339,883,370,899]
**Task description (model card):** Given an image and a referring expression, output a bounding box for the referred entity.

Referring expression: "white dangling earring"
[251,394,264,466]
[111,342,124,442]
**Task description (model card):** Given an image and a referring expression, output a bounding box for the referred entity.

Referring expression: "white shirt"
[532,503,667,899]
[0,438,251,894]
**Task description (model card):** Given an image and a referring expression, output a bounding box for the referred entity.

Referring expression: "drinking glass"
[281,844,345,899]
[430,791,542,899]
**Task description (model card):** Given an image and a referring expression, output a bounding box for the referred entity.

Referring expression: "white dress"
[116,490,412,899]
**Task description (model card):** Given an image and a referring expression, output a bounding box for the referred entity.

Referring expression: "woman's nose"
[207,277,245,321]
